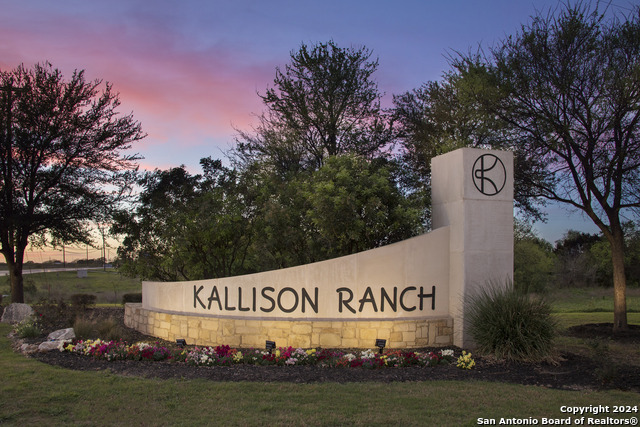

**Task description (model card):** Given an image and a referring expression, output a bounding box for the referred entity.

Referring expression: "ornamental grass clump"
[465,280,557,362]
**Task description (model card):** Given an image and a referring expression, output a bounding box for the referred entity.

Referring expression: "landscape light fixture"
[176,339,187,348]
[375,339,386,354]
[265,340,276,354]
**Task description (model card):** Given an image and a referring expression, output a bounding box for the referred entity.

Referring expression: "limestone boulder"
[1,303,34,324]
[38,341,64,352]
[47,328,75,341]
[21,343,39,354]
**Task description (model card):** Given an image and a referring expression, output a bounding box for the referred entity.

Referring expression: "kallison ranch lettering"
[192,285,437,315]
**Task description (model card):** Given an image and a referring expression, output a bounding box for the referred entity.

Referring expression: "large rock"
[1,303,34,324]
[47,328,75,341]
[38,341,64,352]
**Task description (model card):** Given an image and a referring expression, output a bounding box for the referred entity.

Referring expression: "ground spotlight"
[375,339,386,354]
[176,339,187,348]
[265,340,276,354]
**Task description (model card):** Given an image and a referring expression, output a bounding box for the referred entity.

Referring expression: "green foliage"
[301,155,423,259]
[553,230,601,288]
[12,316,42,338]
[466,281,557,362]
[121,293,142,304]
[116,154,424,280]
[513,219,555,293]
[113,160,254,281]
[589,222,640,288]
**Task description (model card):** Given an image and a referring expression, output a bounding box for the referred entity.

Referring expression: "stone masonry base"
[124,304,453,349]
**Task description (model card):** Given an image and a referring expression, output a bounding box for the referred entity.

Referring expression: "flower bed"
[59,339,474,369]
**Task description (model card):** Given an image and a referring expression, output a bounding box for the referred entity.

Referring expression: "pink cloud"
[0,12,275,161]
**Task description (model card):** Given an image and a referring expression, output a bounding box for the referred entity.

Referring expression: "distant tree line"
[514,220,640,295]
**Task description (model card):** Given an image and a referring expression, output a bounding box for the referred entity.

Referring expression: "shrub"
[96,318,124,341]
[70,294,97,309]
[73,317,97,340]
[465,280,557,362]
[13,316,43,338]
[122,293,142,304]
[74,317,124,341]
[33,299,77,330]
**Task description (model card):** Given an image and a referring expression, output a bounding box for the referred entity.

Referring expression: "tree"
[113,159,254,281]
[393,72,546,221]
[0,63,143,303]
[590,221,640,287]
[234,41,392,173]
[455,3,640,330]
[554,230,600,288]
[513,219,555,294]
[301,155,423,258]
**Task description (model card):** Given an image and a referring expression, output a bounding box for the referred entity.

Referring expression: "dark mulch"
[17,308,640,391]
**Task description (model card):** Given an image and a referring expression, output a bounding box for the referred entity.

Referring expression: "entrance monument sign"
[125,148,513,348]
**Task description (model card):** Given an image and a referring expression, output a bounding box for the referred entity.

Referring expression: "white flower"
[441,349,454,357]
[360,349,375,359]
[135,342,151,351]
[58,339,72,352]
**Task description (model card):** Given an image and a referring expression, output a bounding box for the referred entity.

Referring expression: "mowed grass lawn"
[1,282,639,425]
[2,269,141,304]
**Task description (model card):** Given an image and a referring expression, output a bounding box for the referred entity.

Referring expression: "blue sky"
[2,0,622,256]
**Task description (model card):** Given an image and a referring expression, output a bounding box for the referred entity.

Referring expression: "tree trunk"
[9,259,24,303]
[609,226,628,332]
[2,239,26,303]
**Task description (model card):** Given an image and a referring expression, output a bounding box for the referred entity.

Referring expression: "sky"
[2,0,630,260]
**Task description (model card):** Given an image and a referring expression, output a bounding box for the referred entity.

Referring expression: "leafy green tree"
[553,230,600,288]
[246,155,424,271]
[0,63,144,302]
[113,159,253,281]
[244,168,313,270]
[234,41,392,173]
[302,155,423,258]
[590,222,640,288]
[454,3,640,330]
[513,219,555,293]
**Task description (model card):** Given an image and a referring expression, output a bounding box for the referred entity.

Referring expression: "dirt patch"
[19,308,640,391]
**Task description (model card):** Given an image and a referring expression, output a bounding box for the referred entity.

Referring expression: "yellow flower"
[275,349,281,358]
[456,351,475,369]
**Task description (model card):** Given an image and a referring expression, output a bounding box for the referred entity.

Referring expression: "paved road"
[0,267,106,276]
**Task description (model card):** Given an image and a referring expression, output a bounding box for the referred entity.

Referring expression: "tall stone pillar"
[431,148,514,348]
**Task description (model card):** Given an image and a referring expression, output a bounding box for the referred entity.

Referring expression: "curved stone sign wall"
[125,148,513,349]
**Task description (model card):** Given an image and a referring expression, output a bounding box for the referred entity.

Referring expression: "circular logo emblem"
[472,154,506,196]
